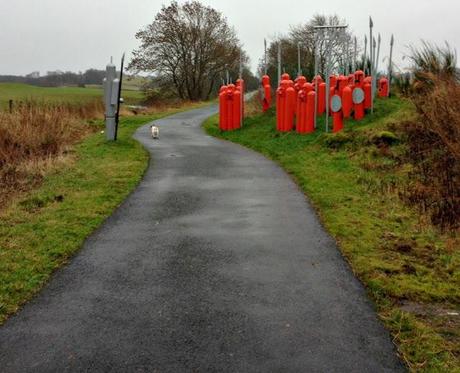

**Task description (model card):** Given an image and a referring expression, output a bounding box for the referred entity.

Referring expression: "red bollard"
[354,70,365,87]
[330,75,337,92]
[317,82,326,114]
[342,85,353,119]
[332,111,344,132]
[338,75,348,96]
[347,74,355,87]
[296,88,306,133]
[262,75,272,112]
[276,84,285,131]
[219,85,228,131]
[283,83,296,131]
[233,87,241,130]
[353,86,365,120]
[236,78,245,116]
[305,90,316,133]
[363,82,372,109]
[378,77,389,98]
[226,84,235,130]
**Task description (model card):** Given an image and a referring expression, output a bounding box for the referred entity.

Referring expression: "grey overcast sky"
[1,0,458,76]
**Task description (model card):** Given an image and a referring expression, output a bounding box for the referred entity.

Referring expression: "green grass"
[0,82,144,108]
[204,97,460,372]
[0,103,207,325]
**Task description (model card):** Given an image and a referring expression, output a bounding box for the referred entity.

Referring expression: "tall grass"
[397,41,460,230]
[400,77,460,230]
[0,100,103,209]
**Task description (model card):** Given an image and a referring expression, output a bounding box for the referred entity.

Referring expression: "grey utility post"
[103,59,120,141]
[277,41,281,85]
[388,35,394,96]
[369,17,374,114]
[314,24,348,132]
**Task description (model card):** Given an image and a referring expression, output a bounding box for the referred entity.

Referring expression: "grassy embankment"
[0,83,144,108]
[0,101,208,325]
[204,97,459,372]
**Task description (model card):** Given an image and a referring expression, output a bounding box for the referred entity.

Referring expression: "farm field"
[0,83,144,108]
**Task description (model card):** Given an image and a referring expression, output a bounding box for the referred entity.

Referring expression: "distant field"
[0,83,144,109]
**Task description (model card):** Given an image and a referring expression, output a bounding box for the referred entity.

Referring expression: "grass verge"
[204,97,459,372]
[0,103,208,325]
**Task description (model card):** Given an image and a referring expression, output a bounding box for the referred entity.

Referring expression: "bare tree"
[259,15,355,79]
[129,1,248,101]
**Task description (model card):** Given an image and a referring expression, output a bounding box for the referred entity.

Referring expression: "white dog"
[150,125,159,139]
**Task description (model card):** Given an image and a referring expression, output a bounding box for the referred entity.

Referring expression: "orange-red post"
[332,111,344,133]
[219,85,228,131]
[305,90,315,133]
[262,75,271,112]
[283,82,296,131]
[378,77,389,98]
[276,81,287,131]
[233,87,241,130]
[363,82,372,110]
[342,85,353,119]
[317,82,326,115]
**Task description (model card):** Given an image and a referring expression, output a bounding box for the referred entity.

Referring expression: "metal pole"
[388,34,394,96]
[114,52,125,141]
[264,39,267,75]
[313,31,319,129]
[226,70,229,85]
[363,35,368,74]
[277,41,281,85]
[297,42,302,76]
[240,52,243,127]
[374,34,381,99]
[353,36,357,72]
[369,16,374,114]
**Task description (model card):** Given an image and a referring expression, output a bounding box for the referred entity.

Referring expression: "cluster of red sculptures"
[273,71,390,133]
[217,71,389,134]
[218,79,245,131]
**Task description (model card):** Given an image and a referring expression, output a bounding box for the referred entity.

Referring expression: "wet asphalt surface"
[0,105,404,372]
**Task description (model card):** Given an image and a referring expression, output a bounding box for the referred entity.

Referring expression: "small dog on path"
[150,125,159,139]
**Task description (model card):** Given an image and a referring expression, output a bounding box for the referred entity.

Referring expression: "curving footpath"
[0,106,404,372]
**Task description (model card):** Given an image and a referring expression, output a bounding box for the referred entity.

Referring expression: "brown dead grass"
[400,77,460,230]
[0,100,103,209]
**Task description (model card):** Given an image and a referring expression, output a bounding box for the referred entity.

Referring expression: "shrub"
[400,77,460,230]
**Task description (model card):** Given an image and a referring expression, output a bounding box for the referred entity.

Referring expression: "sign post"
[114,53,125,141]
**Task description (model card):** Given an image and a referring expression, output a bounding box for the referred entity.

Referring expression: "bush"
[400,77,460,230]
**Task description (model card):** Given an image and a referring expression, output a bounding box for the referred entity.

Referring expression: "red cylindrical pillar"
[283,85,296,131]
[364,82,372,110]
[342,86,353,119]
[332,111,344,133]
[305,91,316,133]
[276,86,284,131]
[219,86,227,131]
[233,88,241,130]
[296,89,306,133]
[378,77,389,98]
[317,82,326,114]
[354,102,365,120]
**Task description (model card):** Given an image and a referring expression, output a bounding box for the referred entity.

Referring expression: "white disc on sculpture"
[331,95,342,113]
[352,88,365,104]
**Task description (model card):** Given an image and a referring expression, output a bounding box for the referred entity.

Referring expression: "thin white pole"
[277,41,281,85]
[369,16,374,114]
[388,34,394,96]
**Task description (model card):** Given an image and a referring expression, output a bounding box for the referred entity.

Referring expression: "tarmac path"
[0,105,404,372]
